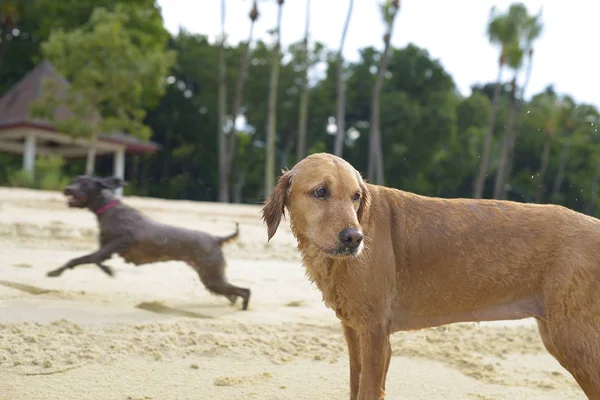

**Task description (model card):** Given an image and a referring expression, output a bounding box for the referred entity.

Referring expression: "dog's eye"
[313,187,328,199]
[352,191,361,202]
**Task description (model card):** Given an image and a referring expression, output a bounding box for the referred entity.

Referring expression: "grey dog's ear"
[261,170,292,242]
[98,177,128,189]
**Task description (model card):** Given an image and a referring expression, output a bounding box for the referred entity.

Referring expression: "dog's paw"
[46,269,63,278]
[97,264,115,277]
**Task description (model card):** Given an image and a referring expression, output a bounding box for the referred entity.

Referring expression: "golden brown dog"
[262,153,600,400]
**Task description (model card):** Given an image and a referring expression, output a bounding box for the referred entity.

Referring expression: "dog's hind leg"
[194,260,251,311]
[205,280,251,311]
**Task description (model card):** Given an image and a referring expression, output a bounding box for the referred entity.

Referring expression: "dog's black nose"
[339,227,363,249]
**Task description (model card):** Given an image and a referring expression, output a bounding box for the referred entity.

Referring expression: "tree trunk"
[496,52,535,200]
[224,0,258,201]
[296,0,310,162]
[534,133,552,203]
[584,162,600,216]
[367,2,399,185]
[473,61,504,199]
[333,0,354,157]
[264,0,284,197]
[85,133,98,175]
[551,133,571,203]
[217,0,229,202]
[233,168,246,204]
[493,75,518,200]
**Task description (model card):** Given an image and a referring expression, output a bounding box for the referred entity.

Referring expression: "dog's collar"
[95,200,120,216]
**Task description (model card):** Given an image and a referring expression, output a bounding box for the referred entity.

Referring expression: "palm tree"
[296,0,311,162]
[367,0,400,185]
[333,0,354,157]
[531,91,559,203]
[217,0,228,202]
[494,8,543,199]
[550,97,577,202]
[265,0,284,197]
[473,5,522,199]
[492,45,523,200]
[223,0,259,203]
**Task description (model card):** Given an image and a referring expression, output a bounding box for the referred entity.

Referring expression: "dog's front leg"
[47,237,133,277]
[343,323,362,400]
[357,326,391,400]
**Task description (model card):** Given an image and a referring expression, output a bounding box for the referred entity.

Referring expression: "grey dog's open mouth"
[66,194,82,206]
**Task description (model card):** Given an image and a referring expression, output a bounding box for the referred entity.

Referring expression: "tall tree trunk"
[85,133,98,175]
[493,76,517,200]
[264,0,284,197]
[368,0,399,185]
[551,132,571,203]
[473,58,504,199]
[534,132,552,203]
[585,162,600,215]
[224,0,258,203]
[296,0,310,162]
[333,0,354,157]
[233,168,246,204]
[496,51,535,200]
[217,0,229,202]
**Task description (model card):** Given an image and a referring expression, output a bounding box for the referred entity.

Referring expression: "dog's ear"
[99,177,128,189]
[357,180,370,223]
[262,170,292,242]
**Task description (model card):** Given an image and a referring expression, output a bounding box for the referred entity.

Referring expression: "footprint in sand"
[0,280,56,295]
[135,301,213,319]
[12,263,33,269]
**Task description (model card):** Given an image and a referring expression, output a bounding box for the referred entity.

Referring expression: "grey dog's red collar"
[95,200,120,216]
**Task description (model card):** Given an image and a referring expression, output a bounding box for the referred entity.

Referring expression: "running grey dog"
[46,175,251,310]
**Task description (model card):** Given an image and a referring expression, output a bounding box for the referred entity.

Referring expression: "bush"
[6,155,71,191]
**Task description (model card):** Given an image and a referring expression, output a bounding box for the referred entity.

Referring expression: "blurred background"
[0,0,598,214]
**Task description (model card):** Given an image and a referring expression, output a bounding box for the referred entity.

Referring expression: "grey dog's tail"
[217,222,240,246]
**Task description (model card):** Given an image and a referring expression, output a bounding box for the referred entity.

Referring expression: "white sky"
[157,0,599,109]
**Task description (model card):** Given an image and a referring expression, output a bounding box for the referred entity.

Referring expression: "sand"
[0,187,585,400]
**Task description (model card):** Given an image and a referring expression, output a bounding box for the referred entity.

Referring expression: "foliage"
[7,155,70,191]
[30,5,175,142]
[2,1,600,220]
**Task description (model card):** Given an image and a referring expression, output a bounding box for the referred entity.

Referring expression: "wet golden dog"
[262,153,600,400]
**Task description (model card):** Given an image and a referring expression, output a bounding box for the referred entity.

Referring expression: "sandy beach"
[0,187,584,400]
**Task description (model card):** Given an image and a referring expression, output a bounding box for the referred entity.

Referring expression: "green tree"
[223,0,259,203]
[0,0,21,71]
[368,0,400,185]
[333,0,354,157]
[31,5,175,175]
[493,6,543,199]
[473,4,523,198]
[528,90,559,203]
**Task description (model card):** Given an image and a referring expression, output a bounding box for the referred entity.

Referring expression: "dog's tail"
[217,222,240,246]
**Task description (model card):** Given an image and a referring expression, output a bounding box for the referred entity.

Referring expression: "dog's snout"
[339,227,363,249]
